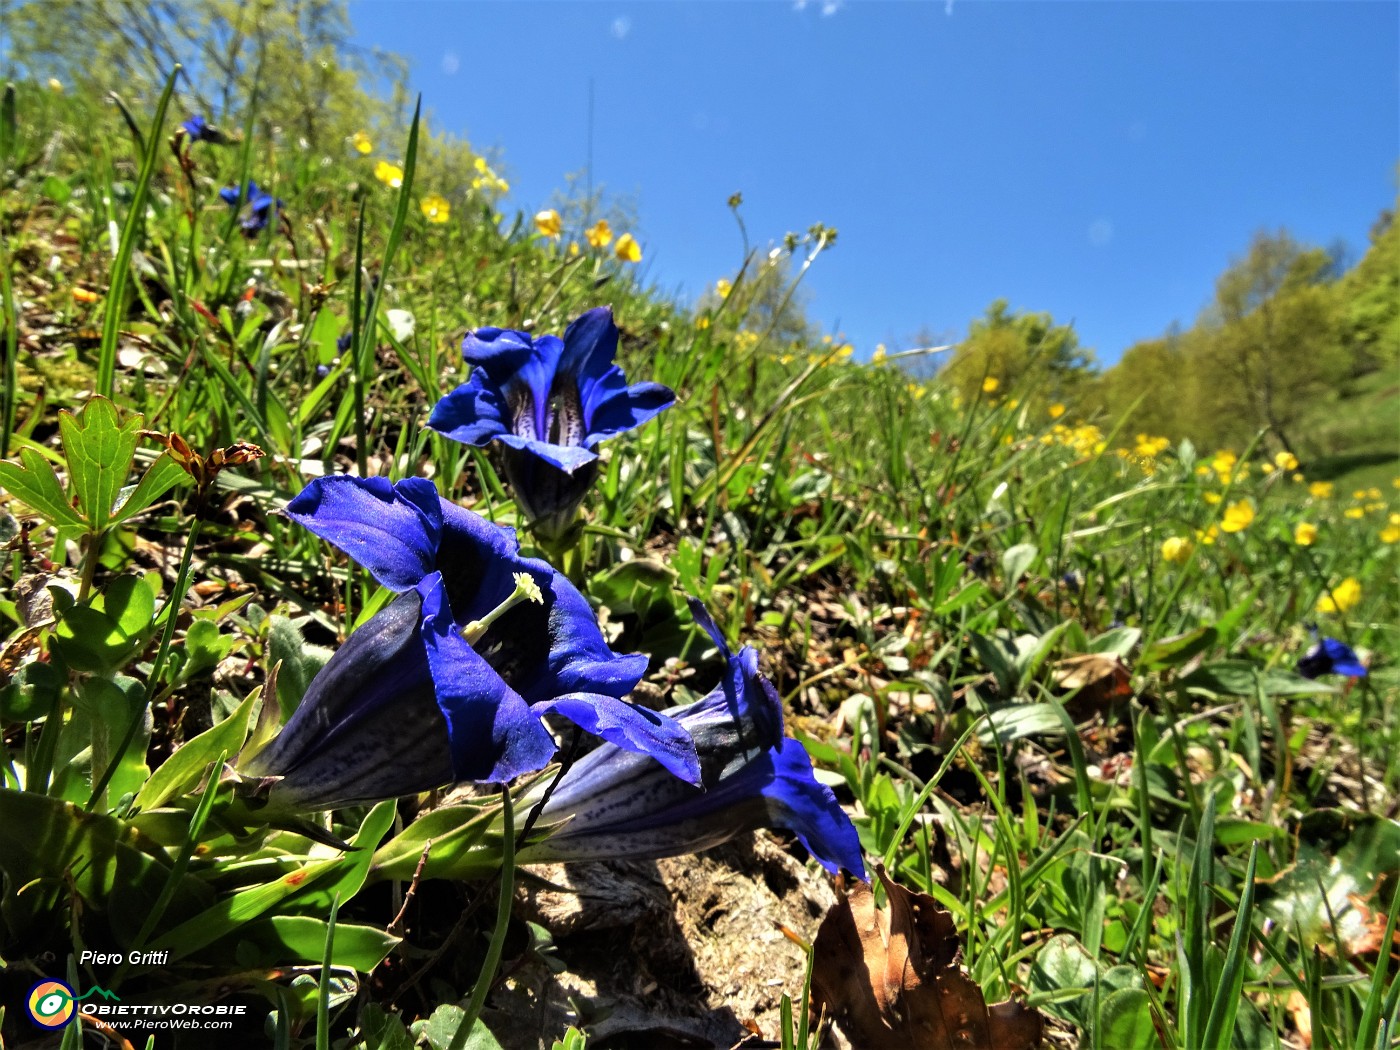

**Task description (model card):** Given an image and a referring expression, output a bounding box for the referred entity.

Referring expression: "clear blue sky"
[348,1,1398,365]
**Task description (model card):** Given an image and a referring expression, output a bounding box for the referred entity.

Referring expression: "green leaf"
[1087,625,1141,658]
[0,661,62,724]
[0,789,214,947]
[57,397,143,532]
[979,702,1067,744]
[51,575,155,674]
[135,686,261,811]
[411,1006,504,1050]
[0,448,86,528]
[268,615,332,719]
[358,1005,416,1050]
[73,675,150,804]
[220,915,399,971]
[1097,988,1156,1050]
[295,800,397,911]
[371,800,502,882]
[147,854,343,960]
[1001,542,1038,588]
[1140,625,1217,670]
[111,451,189,524]
[1180,660,1337,698]
[1028,933,1097,1028]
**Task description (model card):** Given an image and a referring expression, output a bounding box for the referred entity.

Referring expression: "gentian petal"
[764,738,867,876]
[534,693,701,786]
[419,575,556,783]
[583,378,677,447]
[427,373,512,448]
[285,476,442,593]
[239,590,456,810]
[495,433,599,474]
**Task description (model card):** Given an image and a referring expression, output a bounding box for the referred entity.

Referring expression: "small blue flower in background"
[520,597,866,878]
[1297,635,1367,679]
[219,180,282,236]
[179,114,224,143]
[239,476,699,809]
[428,306,675,540]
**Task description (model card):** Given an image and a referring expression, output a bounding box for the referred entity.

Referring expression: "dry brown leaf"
[1052,652,1133,715]
[810,865,1043,1049]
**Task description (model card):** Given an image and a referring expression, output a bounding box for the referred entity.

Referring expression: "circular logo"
[27,980,76,1028]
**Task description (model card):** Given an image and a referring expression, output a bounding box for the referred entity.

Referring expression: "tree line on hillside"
[934,209,1399,461]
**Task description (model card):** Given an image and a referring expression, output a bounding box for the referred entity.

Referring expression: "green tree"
[1195,229,1343,455]
[941,299,1094,403]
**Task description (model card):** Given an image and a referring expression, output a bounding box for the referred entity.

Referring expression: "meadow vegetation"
[0,6,1397,1048]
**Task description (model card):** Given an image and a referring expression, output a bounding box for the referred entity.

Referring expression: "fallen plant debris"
[810,865,1043,1050]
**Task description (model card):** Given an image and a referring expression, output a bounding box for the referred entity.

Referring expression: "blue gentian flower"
[180,115,223,143]
[218,180,282,236]
[519,598,866,877]
[1297,636,1367,679]
[427,307,675,539]
[219,180,258,207]
[239,476,699,809]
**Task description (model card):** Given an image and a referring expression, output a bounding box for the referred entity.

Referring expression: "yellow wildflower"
[585,220,612,248]
[374,161,403,188]
[47,78,63,93]
[1203,492,1222,505]
[473,157,489,174]
[1049,403,1066,419]
[872,345,887,364]
[834,344,853,359]
[1161,536,1193,563]
[1196,524,1219,546]
[716,278,733,298]
[982,376,1000,394]
[1308,481,1334,500]
[1292,473,1305,483]
[1273,450,1299,472]
[534,209,562,238]
[420,193,450,223]
[1195,464,1212,477]
[1352,489,1368,500]
[1211,450,1237,475]
[614,233,642,263]
[696,316,710,330]
[1316,577,1361,615]
[1381,525,1400,544]
[1366,487,1382,500]
[1294,522,1318,546]
[1344,507,1364,519]
[1390,513,1400,526]
[908,383,926,400]
[567,241,581,258]
[1220,500,1254,533]
[351,131,373,155]
[72,287,101,304]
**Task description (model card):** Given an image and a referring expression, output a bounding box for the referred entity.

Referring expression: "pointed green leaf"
[135,686,261,811]
[111,451,189,524]
[0,448,86,528]
[58,397,143,532]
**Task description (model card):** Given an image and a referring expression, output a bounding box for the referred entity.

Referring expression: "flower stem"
[456,786,514,1043]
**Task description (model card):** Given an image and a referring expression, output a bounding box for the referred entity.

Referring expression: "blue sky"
[348,1,1398,366]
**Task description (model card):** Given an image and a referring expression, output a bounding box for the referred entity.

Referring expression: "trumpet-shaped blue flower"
[219,180,281,235]
[520,598,866,877]
[427,307,674,538]
[240,476,699,809]
[180,115,224,143]
[1297,636,1367,679]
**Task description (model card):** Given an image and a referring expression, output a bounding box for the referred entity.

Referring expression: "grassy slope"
[1,83,1398,1048]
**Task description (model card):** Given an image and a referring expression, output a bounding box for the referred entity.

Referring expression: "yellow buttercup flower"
[1049,403,1066,419]
[1366,487,1382,500]
[1381,525,1400,544]
[696,316,710,330]
[872,345,887,364]
[908,383,927,400]
[1203,492,1222,505]
[1196,524,1219,546]
[1211,450,1237,475]
[1316,577,1361,615]
[374,161,403,188]
[1294,522,1318,546]
[614,233,642,263]
[420,193,450,223]
[567,241,581,258]
[351,131,373,155]
[1352,489,1368,500]
[1308,481,1333,500]
[1161,536,1193,563]
[585,219,612,248]
[982,376,1000,394]
[1390,513,1400,526]
[1220,500,1254,533]
[534,209,562,238]
[716,278,733,298]
[1344,507,1364,519]
[1273,451,1299,473]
